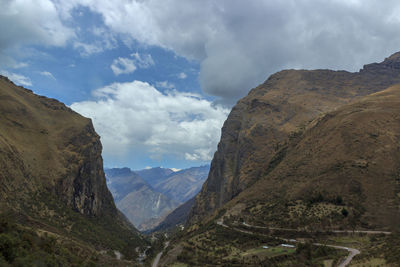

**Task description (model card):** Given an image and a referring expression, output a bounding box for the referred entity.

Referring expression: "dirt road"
[217,220,366,267]
[152,241,170,267]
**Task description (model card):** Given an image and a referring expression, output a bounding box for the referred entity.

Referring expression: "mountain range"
[105,165,209,231]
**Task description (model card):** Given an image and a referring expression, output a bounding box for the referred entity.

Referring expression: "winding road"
[216,220,392,267]
[152,220,389,266]
[152,241,169,267]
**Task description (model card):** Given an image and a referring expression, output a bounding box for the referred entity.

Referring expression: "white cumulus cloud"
[70,80,229,162]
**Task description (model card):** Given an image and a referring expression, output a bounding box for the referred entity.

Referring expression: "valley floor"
[155,218,400,266]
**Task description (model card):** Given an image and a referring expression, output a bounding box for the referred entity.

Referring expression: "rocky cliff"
[0,75,114,216]
[189,52,400,224]
[0,76,145,264]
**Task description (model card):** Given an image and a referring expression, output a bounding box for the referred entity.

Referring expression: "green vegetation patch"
[25,191,147,260]
[0,214,97,266]
[241,246,296,258]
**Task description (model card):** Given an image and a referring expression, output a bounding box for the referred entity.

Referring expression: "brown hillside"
[0,75,112,215]
[0,76,145,262]
[189,52,400,224]
[222,84,400,230]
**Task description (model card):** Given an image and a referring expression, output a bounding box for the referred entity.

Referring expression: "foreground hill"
[0,76,145,265]
[105,168,179,231]
[161,53,400,266]
[189,52,400,225]
[220,83,400,230]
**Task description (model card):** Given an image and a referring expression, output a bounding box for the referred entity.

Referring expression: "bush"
[341,208,349,217]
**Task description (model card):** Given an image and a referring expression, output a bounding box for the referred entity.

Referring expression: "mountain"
[189,52,400,225]
[154,165,209,203]
[0,76,146,265]
[105,166,209,231]
[160,53,400,267]
[105,168,179,231]
[135,167,174,187]
[218,83,400,229]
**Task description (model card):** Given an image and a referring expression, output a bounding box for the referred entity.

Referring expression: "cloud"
[70,80,229,162]
[11,62,28,69]
[72,27,118,57]
[110,52,154,75]
[156,81,175,89]
[178,72,187,79]
[73,41,105,57]
[0,71,32,87]
[111,57,137,75]
[55,0,400,105]
[0,0,74,56]
[39,71,56,80]
[5,1,400,105]
[131,52,155,68]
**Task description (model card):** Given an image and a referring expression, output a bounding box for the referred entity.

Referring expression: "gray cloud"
[56,0,400,105]
[4,0,400,105]
[0,0,74,67]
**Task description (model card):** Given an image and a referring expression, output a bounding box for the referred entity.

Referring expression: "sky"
[1,0,400,170]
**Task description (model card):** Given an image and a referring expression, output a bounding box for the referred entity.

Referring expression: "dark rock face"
[57,122,116,216]
[0,75,116,216]
[189,52,400,224]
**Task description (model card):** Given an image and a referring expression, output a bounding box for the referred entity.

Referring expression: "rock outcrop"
[0,75,115,216]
